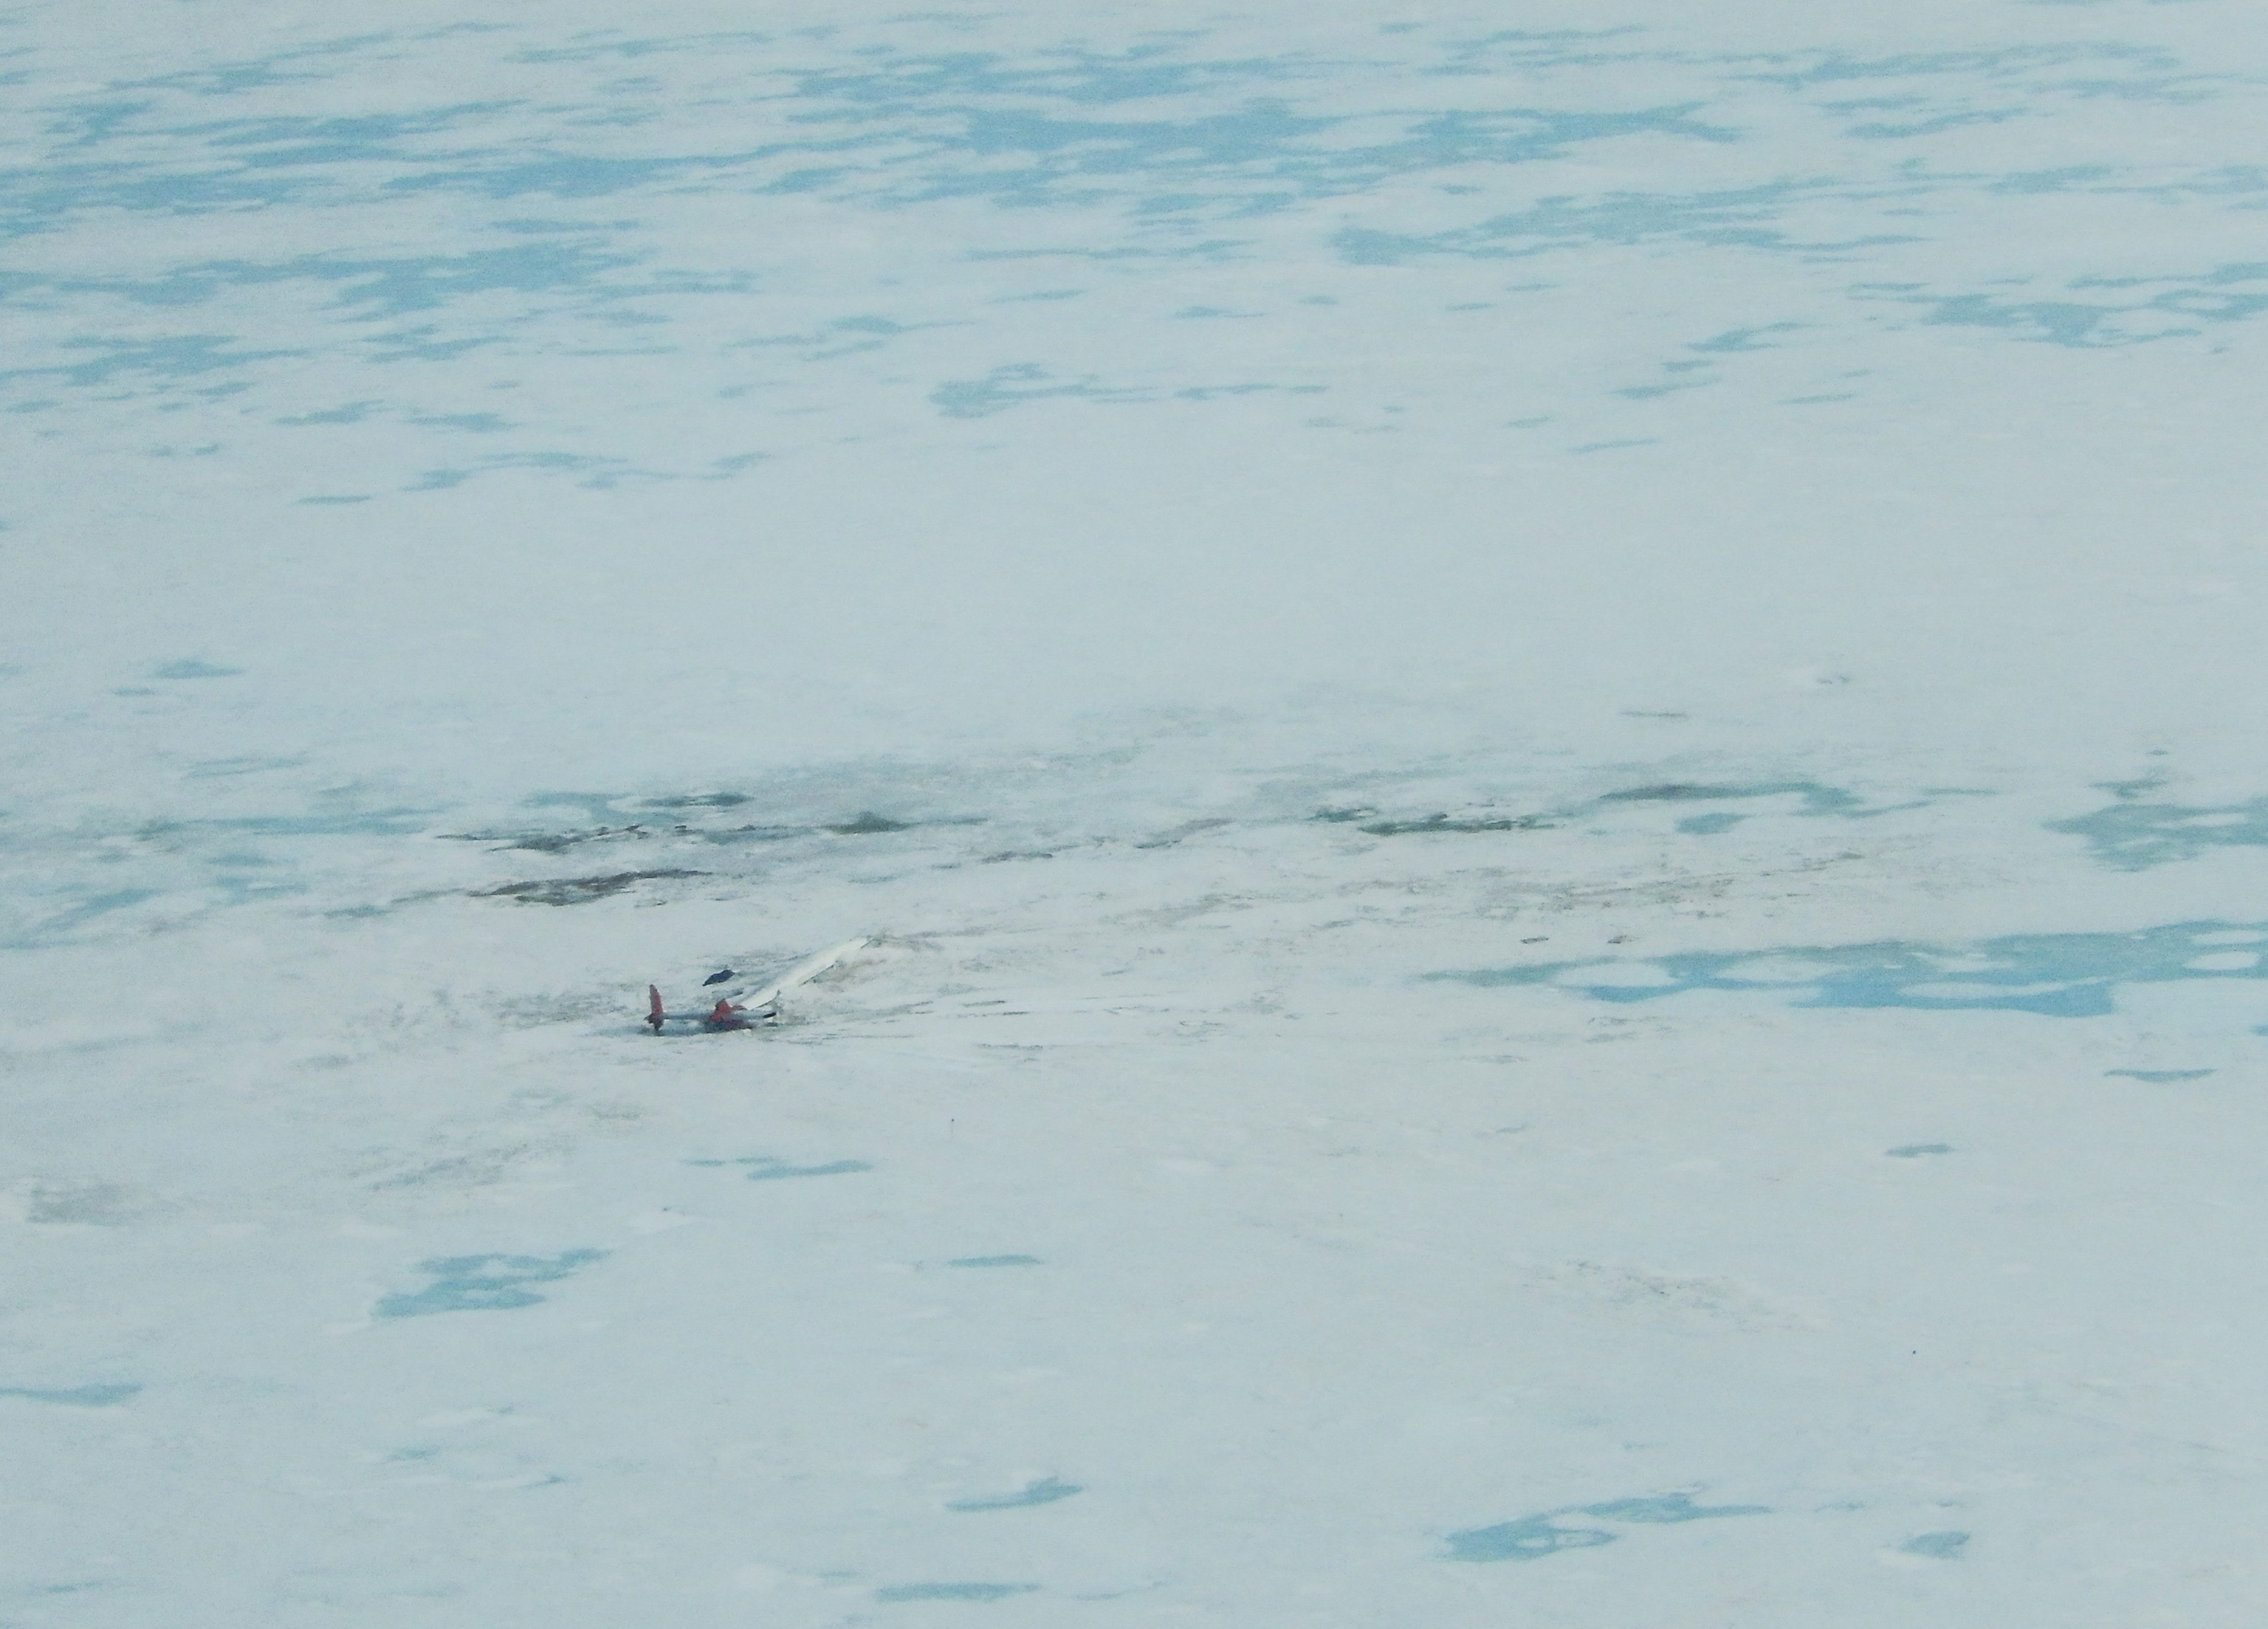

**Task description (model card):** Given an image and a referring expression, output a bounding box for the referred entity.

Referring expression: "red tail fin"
[647,985,665,1032]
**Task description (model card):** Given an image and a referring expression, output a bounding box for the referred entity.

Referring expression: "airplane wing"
[735,938,871,1010]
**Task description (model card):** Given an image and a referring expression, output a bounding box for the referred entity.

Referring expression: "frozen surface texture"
[6,2,2268,1624]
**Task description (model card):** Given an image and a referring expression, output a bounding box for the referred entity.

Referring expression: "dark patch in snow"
[876,1583,1040,1602]
[949,1477,1081,1511]
[0,1383,141,1407]
[1598,780,1868,816]
[475,868,706,903]
[824,811,911,834]
[1361,812,1553,835]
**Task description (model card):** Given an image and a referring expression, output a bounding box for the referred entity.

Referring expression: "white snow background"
[5,0,2268,1622]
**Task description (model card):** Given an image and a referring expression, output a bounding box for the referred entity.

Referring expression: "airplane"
[643,937,871,1034]
[644,985,775,1033]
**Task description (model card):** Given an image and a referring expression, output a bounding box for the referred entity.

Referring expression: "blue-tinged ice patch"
[947,1255,1043,1268]
[1338,178,1895,267]
[1900,1530,1970,1559]
[1448,1491,1768,1562]
[151,658,244,679]
[876,1583,1040,1603]
[403,446,758,492]
[1579,1493,1769,1524]
[206,850,308,907]
[1333,779,1934,840]
[2,783,446,948]
[1886,1143,1953,1158]
[743,1160,872,1181]
[730,313,935,363]
[687,1156,873,1181]
[403,449,640,490]
[930,363,1166,418]
[17,334,304,391]
[276,400,378,425]
[1594,779,1934,835]
[1735,41,2199,114]
[2105,1068,2214,1082]
[1450,1517,1610,1565]
[775,46,1308,114]
[376,1250,607,1317]
[196,807,434,837]
[1429,921,2268,1018]
[949,1476,1081,1511]
[108,32,407,101]
[2049,795,2268,870]
[18,242,648,318]
[0,1383,141,1407]
[1882,268,2268,347]
[1597,779,1860,814]
[17,888,161,946]
[193,103,522,164]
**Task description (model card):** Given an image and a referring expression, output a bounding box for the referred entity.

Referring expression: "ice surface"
[8,1,2268,1624]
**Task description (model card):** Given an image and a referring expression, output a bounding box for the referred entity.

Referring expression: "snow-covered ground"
[6,3,2268,1623]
